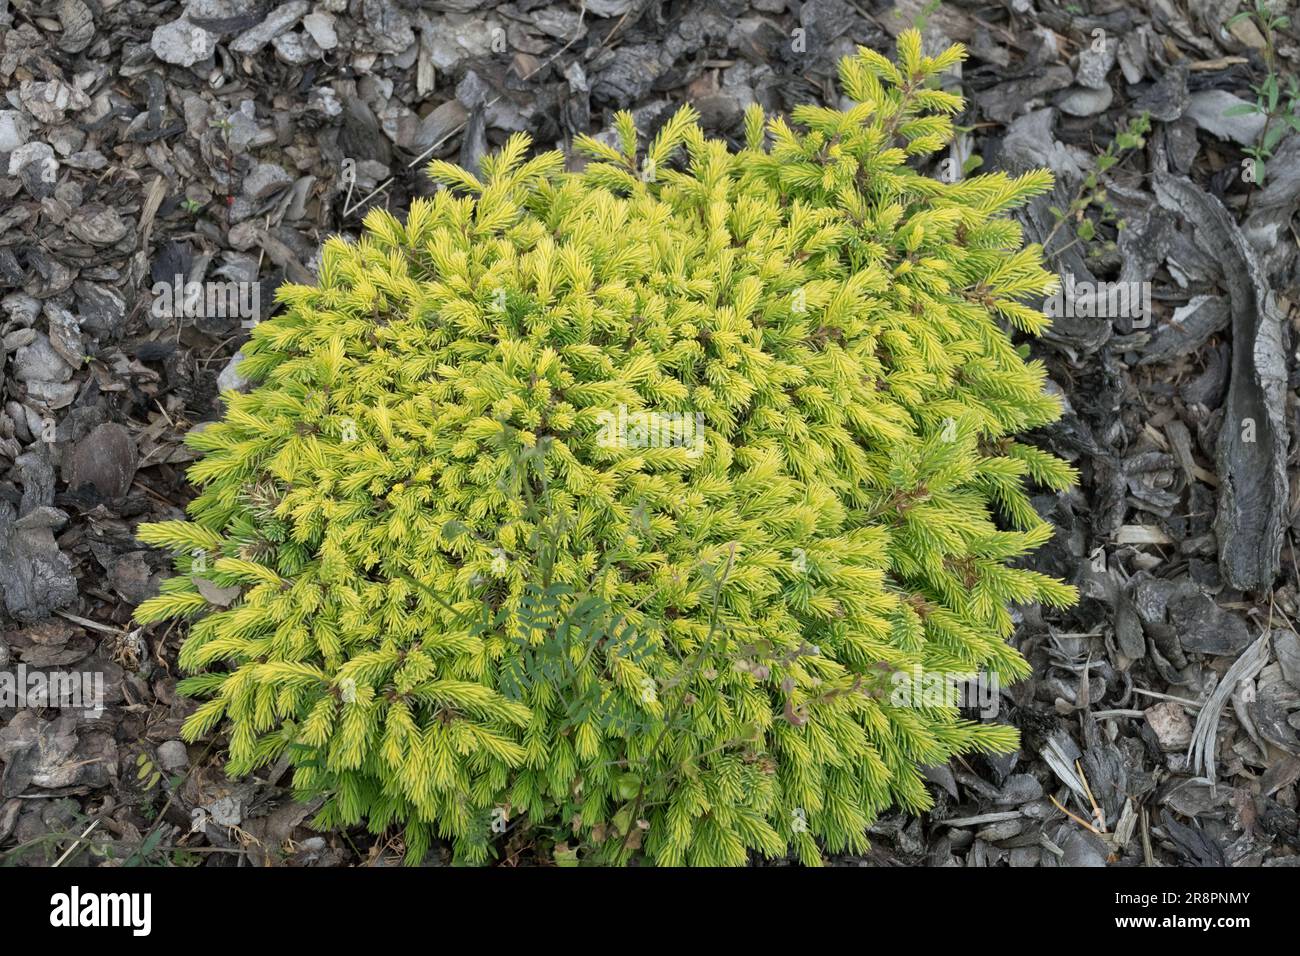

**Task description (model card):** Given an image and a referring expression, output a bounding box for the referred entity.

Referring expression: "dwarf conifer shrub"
[136,32,1076,866]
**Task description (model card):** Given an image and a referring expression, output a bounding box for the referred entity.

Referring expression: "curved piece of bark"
[1153,172,1288,592]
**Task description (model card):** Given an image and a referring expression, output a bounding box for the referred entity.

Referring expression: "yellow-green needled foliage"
[135,32,1077,866]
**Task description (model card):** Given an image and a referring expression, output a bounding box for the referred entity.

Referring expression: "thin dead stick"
[53,819,100,866]
[1074,758,1108,833]
[53,608,122,635]
[1050,794,1104,835]
[1130,687,1203,708]
[1140,805,1154,866]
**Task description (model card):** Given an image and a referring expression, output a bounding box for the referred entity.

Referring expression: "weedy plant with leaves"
[1225,0,1300,187]
[1046,112,1151,255]
[135,31,1076,866]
